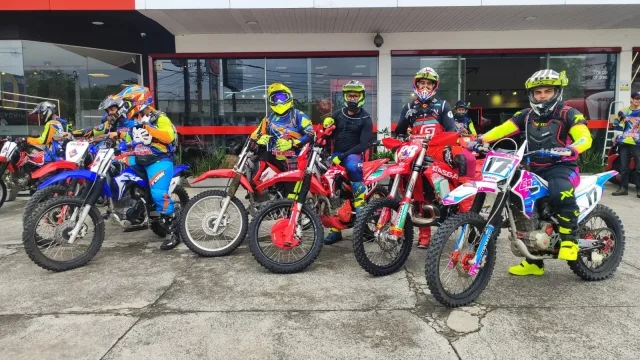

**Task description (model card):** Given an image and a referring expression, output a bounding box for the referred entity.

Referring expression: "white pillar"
[615,46,633,112]
[377,50,392,140]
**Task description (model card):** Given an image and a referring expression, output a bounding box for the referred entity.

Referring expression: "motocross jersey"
[454,115,477,135]
[613,107,640,145]
[328,108,373,156]
[395,98,457,139]
[251,108,314,159]
[482,103,592,169]
[138,110,177,156]
[27,117,69,147]
[74,113,127,138]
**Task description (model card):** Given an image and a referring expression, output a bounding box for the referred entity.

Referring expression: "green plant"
[193,149,227,177]
[373,149,394,161]
[578,148,605,174]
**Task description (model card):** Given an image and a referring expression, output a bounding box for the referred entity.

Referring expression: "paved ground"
[0,183,639,359]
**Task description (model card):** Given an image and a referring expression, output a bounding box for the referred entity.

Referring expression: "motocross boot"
[508,260,545,276]
[324,182,366,245]
[323,228,343,245]
[417,227,431,248]
[160,213,181,250]
[612,186,628,196]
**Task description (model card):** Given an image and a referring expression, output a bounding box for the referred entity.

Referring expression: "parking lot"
[1,183,639,359]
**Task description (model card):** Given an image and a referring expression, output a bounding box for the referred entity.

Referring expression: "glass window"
[549,53,617,121]
[156,56,378,161]
[0,40,141,137]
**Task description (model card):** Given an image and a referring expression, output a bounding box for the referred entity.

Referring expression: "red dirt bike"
[179,136,297,257]
[246,125,389,274]
[0,134,80,209]
[351,132,486,276]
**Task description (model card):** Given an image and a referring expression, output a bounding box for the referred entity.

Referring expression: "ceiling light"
[352,72,362,76]
[88,73,109,77]
[1,72,5,75]
[486,92,490,96]
[245,74,253,77]
[281,74,290,77]
[276,66,287,70]
[246,21,258,25]
[33,72,38,75]
[242,95,245,98]
[512,91,517,95]
[316,75,324,77]
[92,21,104,25]
[315,66,327,70]
[524,16,536,21]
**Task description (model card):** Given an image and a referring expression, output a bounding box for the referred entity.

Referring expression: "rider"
[117,85,181,251]
[28,101,71,161]
[73,95,129,139]
[453,100,477,135]
[611,91,640,197]
[395,67,477,248]
[321,80,373,245]
[250,83,315,193]
[469,69,593,276]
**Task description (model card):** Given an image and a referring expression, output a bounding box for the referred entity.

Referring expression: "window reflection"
[155,56,378,158]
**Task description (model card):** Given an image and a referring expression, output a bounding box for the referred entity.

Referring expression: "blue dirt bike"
[22,140,190,271]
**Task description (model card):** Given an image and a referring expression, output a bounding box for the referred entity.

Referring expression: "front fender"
[32,160,79,180]
[37,169,112,198]
[191,169,253,193]
[256,170,303,192]
[442,181,497,206]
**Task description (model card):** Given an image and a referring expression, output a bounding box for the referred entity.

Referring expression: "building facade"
[3,1,640,158]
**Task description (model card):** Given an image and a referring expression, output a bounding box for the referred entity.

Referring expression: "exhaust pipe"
[410,204,440,226]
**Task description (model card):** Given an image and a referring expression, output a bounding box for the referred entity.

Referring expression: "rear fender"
[442,181,497,206]
[37,169,112,198]
[32,160,79,179]
[190,168,253,193]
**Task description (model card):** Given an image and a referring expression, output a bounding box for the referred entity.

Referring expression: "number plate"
[482,153,517,180]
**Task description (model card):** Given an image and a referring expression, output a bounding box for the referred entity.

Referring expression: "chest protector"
[525,105,572,167]
[410,101,446,139]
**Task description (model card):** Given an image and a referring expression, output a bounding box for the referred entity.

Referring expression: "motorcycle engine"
[114,196,146,225]
[517,221,556,250]
[9,172,30,188]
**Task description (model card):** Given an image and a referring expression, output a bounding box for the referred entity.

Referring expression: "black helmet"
[30,101,58,122]
[454,100,468,119]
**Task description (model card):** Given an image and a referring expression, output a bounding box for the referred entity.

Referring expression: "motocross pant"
[129,156,175,215]
[325,153,366,241]
[528,164,581,267]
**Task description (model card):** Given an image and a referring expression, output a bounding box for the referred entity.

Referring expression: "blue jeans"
[129,156,175,215]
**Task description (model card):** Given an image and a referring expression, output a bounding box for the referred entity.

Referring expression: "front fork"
[211,160,248,233]
[387,147,428,240]
[457,192,509,276]
[66,176,106,244]
[375,174,401,231]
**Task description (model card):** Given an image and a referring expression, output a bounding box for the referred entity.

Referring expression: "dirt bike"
[0,134,75,209]
[604,137,637,186]
[246,126,388,273]
[351,132,485,276]
[22,135,102,223]
[23,141,190,271]
[179,137,295,257]
[425,138,625,307]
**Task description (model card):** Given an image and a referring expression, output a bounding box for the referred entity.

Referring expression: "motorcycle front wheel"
[0,179,6,210]
[180,189,248,257]
[23,196,105,272]
[425,212,497,308]
[248,199,323,274]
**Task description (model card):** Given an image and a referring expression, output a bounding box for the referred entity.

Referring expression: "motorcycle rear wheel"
[0,179,6,209]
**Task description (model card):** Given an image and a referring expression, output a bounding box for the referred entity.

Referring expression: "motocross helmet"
[30,101,58,122]
[525,69,568,117]
[454,100,468,119]
[116,85,154,119]
[413,67,439,102]
[342,80,366,111]
[267,83,293,116]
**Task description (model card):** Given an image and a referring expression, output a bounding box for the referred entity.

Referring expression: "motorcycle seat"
[575,175,597,195]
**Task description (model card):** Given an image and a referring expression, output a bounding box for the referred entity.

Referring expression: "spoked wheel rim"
[254,203,318,266]
[184,195,244,252]
[578,215,618,270]
[359,207,404,268]
[437,223,486,297]
[33,201,96,262]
